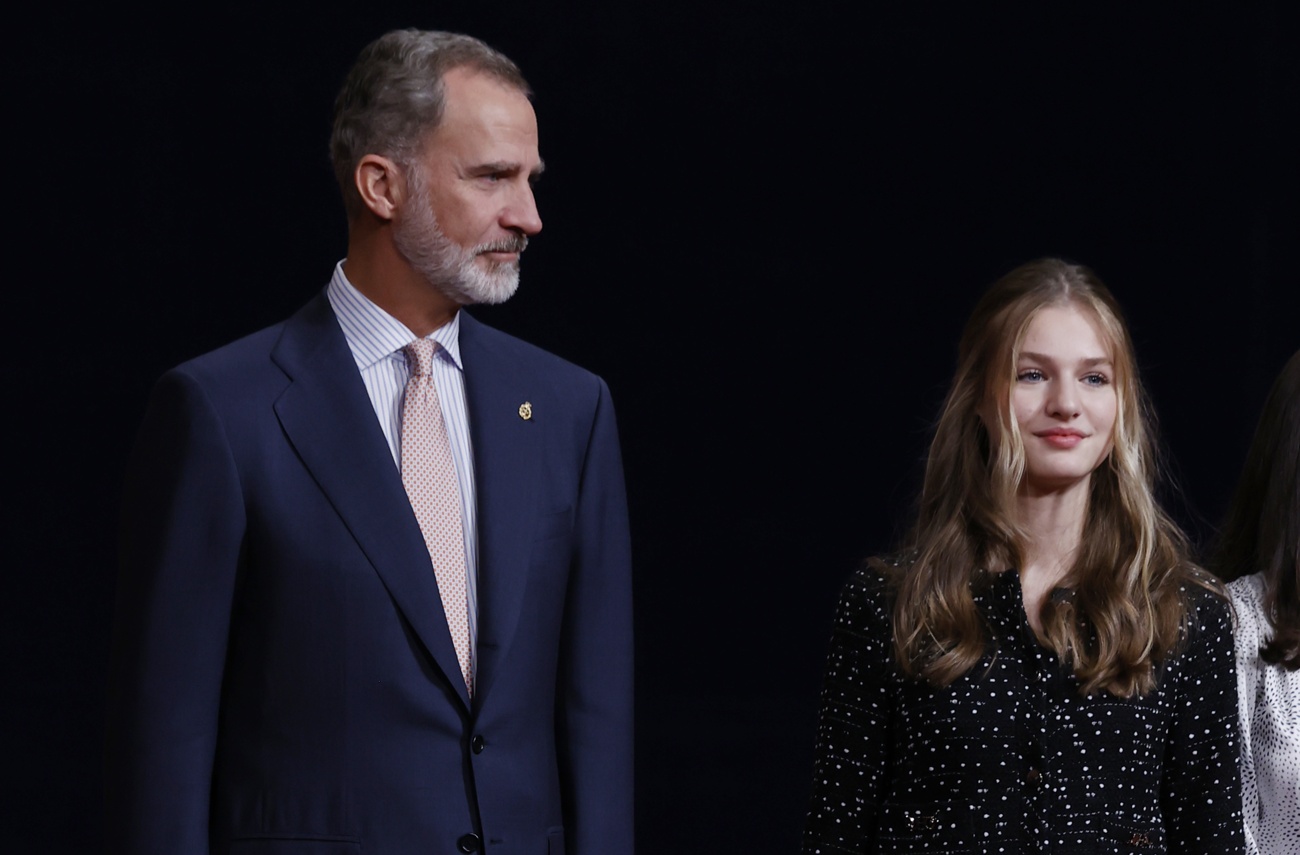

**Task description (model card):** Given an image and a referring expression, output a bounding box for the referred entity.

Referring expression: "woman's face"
[1009,304,1118,496]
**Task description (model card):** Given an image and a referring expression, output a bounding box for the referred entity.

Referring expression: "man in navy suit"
[106,30,633,855]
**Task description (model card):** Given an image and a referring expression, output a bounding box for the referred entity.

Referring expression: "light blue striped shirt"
[326,262,480,674]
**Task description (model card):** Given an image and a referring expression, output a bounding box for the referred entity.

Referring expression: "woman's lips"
[1034,428,1087,448]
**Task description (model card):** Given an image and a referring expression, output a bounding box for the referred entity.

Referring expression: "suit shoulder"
[460,312,609,396]
[162,293,334,394]
[461,313,597,374]
[170,323,287,382]
[145,325,292,421]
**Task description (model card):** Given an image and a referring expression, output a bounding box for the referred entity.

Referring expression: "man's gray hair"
[330,29,531,217]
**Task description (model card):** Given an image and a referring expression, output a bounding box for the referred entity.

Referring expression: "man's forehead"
[440,66,531,109]
[424,70,540,165]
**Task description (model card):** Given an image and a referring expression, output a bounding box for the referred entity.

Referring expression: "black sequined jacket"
[803,560,1244,854]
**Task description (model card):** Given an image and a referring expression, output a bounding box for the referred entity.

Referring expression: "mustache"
[476,234,529,255]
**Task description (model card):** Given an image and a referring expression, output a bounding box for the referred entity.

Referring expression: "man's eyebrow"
[1019,351,1112,368]
[471,160,546,176]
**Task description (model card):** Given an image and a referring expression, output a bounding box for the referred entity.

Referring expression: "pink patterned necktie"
[400,338,472,695]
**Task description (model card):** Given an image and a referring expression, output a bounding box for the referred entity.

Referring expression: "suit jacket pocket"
[875,800,978,853]
[228,838,361,855]
[547,825,565,855]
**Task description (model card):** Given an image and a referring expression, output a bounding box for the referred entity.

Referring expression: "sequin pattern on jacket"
[803,560,1244,854]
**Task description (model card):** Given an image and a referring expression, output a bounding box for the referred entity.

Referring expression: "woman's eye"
[1083,373,1110,386]
[1017,369,1045,382]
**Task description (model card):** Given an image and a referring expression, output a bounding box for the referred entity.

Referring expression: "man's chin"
[440,271,520,306]
[476,276,520,305]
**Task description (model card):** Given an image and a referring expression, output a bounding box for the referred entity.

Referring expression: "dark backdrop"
[6,2,1296,852]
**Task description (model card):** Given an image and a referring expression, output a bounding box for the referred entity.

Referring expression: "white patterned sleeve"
[1229,577,1264,853]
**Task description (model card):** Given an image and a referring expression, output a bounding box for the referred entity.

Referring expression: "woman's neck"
[1015,478,1090,636]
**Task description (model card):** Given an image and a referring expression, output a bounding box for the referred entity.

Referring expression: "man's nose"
[502,183,542,236]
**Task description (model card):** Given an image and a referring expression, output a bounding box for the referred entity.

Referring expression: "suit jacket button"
[457,832,482,853]
[471,734,486,754]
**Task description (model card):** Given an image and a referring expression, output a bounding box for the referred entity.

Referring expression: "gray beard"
[393,172,524,306]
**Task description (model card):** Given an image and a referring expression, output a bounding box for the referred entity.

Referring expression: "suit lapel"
[270,295,471,710]
[460,312,541,707]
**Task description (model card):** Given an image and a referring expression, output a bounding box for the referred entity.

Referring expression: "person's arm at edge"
[1160,592,1246,854]
[556,376,634,853]
[104,369,245,854]
[1229,582,1261,853]
[803,567,895,854]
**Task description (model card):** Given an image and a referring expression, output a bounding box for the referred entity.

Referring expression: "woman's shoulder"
[834,554,910,618]
[1176,575,1232,630]
[822,557,908,653]
[1164,575,1237,670]
[1227,572,1267,613]
[1228,573,1270,647]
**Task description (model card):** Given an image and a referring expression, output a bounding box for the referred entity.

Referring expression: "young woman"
[804,259,1243,853]
[1211,349,1300,855]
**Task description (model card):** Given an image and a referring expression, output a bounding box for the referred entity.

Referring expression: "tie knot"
[404,338,437,377]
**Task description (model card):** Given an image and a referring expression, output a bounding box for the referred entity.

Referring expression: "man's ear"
[354,154,404,221]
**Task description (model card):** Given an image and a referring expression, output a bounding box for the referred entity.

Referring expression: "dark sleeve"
[1160,592,1246,854]
[556,378,635,854]
[104,370,245,854]
[803,567,895,854]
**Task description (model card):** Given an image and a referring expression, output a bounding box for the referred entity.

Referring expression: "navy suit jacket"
[106,294,634,855]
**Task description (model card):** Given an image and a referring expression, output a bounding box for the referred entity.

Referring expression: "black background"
[6,2,1297,852]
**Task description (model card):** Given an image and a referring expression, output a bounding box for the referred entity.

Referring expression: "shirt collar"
[326,260,464,371]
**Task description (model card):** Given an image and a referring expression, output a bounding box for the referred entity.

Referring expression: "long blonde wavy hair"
[892,258,1218,696]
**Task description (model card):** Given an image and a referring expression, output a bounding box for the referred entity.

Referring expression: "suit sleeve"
[556,377,635,853]
[105,369,246,855]
[803,569,895,854]
[1159,594,1246,854]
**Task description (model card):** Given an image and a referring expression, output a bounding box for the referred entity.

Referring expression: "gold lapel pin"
[518,401,533,421]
